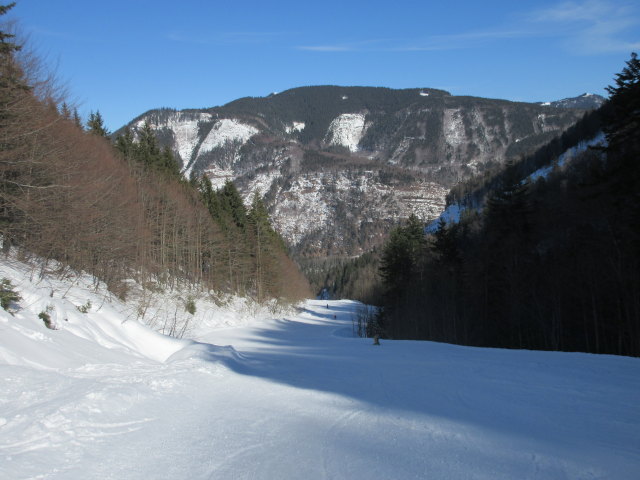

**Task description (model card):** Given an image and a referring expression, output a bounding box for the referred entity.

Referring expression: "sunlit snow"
[197,118,259,156]
[325,113,367,152]
[1,254,638,480]
[285,121,305,134]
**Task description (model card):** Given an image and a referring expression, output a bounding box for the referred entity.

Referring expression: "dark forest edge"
[0,4,311,305]
[361,53,639,357]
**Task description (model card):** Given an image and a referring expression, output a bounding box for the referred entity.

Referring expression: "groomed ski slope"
[1,268,639,479]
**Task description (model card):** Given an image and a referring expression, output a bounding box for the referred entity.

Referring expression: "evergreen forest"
[373,53,640,356]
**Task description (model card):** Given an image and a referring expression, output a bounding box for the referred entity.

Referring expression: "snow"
[527,132,606,182]
[1,255,639,479]
[419,91,429,96]
[444,109,466,146]
[326,113,367,152]
[180,118,260,179]
[136,112,212,169]
[197,118,258,155]
[203,165,235,189]
[425,203,464,233]
[285,121,305,134]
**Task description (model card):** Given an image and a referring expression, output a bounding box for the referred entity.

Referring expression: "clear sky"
[9,0,640,131]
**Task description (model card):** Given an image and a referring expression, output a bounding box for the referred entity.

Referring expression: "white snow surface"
[326,113,367,152]
[1,256,639,479]
[197,118,259,155]
[528,132,606,183]
[285,121,305,134]
[444,109,466,146]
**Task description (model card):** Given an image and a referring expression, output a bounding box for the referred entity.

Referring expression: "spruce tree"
[86,110,109,137]
[604,52,640,155]
[72,108,82,129]
[135,121,160,167]
[114,127,135,160]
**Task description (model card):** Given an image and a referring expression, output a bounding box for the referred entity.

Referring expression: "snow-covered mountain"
[1,254,639,479]
[119,86,587,256]
[539,92,606,110]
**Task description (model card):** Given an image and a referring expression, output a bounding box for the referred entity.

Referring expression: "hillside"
[119,87,588,256]
[1,254,639,479]
[0,14,309,305]
[373,53,640,356]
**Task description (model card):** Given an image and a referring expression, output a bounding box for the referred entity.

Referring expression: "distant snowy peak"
[540,93,606,110]
[325,113,367,152]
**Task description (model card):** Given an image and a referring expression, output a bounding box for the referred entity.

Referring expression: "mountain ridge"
[117,86,591,256]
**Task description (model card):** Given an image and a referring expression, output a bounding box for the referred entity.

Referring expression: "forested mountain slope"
[375,54,640,357]
[119,87,588,256]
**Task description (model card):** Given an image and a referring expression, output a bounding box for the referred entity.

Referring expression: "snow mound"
[0,257,188,368]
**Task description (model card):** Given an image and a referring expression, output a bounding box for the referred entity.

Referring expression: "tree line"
[375,53,640,357]
[0,4,309,303]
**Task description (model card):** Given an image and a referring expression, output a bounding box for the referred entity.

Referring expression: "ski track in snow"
[1,292,640,479]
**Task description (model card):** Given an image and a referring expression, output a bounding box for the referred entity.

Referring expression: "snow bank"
[0,257,188,368]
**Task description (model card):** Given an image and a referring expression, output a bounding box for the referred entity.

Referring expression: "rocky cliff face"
[120,86,587,256]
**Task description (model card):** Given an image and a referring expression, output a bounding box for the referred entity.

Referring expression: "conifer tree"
[604,52,640,154]
[219,180,247,229]
[59,102,71,120]
[160,145,181,177]
[72,108,82,129]
[135,121,160,167]
[86,110,109,137]
[114,127,135,160]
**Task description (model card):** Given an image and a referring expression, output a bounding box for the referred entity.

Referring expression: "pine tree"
[59,102,71,120]
[86,110,109,137]
[160,145,181,177]
[114,127,135,160]
[219,180,247,230]
[135,121,160,167]
[604,52,640,155]
[379,214,426,294]
[72,108,82,129]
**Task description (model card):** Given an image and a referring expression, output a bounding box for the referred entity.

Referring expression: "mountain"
[539,92,606,110]
[117,86,587,256]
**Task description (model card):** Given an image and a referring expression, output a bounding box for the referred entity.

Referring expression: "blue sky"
[10,0,640,131]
